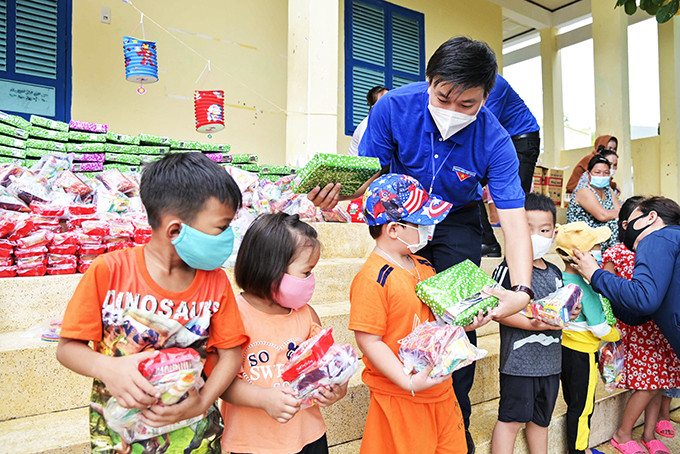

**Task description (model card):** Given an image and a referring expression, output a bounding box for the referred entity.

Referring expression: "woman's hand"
[570,249,600,281]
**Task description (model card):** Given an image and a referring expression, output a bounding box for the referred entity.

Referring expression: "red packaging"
[81,220,109,237]
[54,170,92,196]
[0,256,12,266]
[75,231,103,246]
[16,255,47,268]
[52,232,78,246]
[108,219,135,237]
[347,197,365,223]
[67,215,98,230]
[79,244,106,255]
[14,246,48,259]
[0,265,17,277]
[0,239,13,257]
[77,261,92,273]
[29,201,66,217]
[95,169,136,193]
[17,265,46,277]
[106,241,133,252]
[16,230,54,249]
[134,232,152,244]
[7,218,33,241]
[68,204,97,217]
[0,216,17,238]
[49,243,78,255]
[281,328,335,382]
[47,263,77,275]
[48,254,77,266]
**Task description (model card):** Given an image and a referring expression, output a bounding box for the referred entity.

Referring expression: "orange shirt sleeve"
[207,281,249,352]
[349,271,388,336]
[60,255,111,342]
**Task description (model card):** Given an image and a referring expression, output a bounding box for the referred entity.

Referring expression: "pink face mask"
[275,273,316,310]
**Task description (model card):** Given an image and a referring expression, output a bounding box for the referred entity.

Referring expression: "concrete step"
[310,222,373,260]
[594,408,680,454]
[0,407,89,454]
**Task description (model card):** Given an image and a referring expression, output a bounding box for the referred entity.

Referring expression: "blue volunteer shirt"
[359,81,525,211]
[485,74,540,137]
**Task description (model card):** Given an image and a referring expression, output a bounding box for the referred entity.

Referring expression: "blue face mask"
[171,224,234,270]
[591,249,603,266]
[590,175,610,189]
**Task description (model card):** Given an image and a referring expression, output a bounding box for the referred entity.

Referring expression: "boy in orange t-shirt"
[57,153,248,453]
[350,174,476,454]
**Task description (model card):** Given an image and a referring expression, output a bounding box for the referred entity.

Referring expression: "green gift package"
[0,145,26,158]
[415,260,499,326]
[0,123,28,139]
[138,133,171,145]
[0,111,31,130]
[0,135,25,149]
[68,131,106,143]
[30,115,69,132]
[292,153,381,197]
[200,143,230,152]
[29,126,69,142]
[25,138,67,152]
[106,131,140,145]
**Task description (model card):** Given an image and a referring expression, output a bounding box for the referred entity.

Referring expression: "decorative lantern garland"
[122,13,157,95]
[194,90,225,133]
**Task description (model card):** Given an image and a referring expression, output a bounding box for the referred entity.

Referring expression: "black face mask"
[623,214,653,251]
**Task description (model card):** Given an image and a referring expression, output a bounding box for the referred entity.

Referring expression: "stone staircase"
[0,219,676,453]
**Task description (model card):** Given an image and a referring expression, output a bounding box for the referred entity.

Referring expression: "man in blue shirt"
[480,74,541,257]
[309,37,533,454]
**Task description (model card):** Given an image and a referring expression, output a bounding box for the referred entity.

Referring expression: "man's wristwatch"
[510,285,535,301]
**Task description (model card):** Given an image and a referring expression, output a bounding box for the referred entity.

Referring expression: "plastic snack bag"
[523,284,583,327]
[53,170,92,197]
[281,328,335,382]
[95,169,136,194]
[0,186,29,212]
[103,348,206,443]
[599,339,625,392]
[398,322,487,377]
[16,230,54,249]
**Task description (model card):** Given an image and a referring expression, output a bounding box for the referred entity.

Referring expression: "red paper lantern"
[194,90,225,133]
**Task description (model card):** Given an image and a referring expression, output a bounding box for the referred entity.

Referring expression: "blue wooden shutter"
[0,2,6,71]
[15,0,58,79]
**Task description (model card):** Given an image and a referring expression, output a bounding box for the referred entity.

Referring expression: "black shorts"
[498,373,560,427]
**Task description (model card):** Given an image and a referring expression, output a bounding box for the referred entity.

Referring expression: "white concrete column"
[591,2,632,197]
[285,0,339,167]
[658,17,680,199]
[539,27,564,169]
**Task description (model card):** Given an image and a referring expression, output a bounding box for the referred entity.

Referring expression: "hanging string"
[122,1,335,117]
[195,60,219,89]
[128,11,145,39]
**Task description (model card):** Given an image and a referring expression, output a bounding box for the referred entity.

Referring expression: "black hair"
[599,149,618,159]
[618,196,644,242]
[636,196,680,226]
[610,136,618,145]
[426,37,498,97]
[140,152,242,229]
[368,224,384,239]
[235,212,320,301]
[587,154,611,172]
[525,192,556,225]
[367,86,387,107]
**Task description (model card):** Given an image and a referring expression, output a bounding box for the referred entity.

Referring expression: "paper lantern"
[123,36,159,84]
[194,90,225,133]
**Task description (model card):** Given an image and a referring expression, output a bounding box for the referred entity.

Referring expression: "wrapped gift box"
[68,131,106,143]
[70,153,106,163]
[103,163,139,172]
[106,153,142,165]
[28,126,69,142]
[0,123,28,140]
[0,145,26,159]
[72,162,104,172]
[138,134,171,145]
[0,135,25,149]
[106,131,140,145]
[30,115,69,132]
[292,153,381,197]
[25,138,67,152]
[200,143,230,152]
[170,139,202,150]
[0,111,31,130]
[231,153,258,164]
[69,120,107,133]
[415,259,499,327]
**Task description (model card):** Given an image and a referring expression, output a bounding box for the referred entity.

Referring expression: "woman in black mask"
[570,196,680,357]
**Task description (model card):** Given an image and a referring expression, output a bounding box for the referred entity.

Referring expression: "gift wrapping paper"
[415,259,499,327]
[72,162,104,172]
[70,153,106,163]
[238,163,260,172]
[0,123,28,140]
[103,163,139,172]
[0,156,23,165]
[0,111,31,130]
[170,140,202,150]
[138,134,171,145]
[601,297,616,326]
[69,120,107,133]
[0,134,25,149]
[30,115,69,132]
[292,153,381,196]
[68,131,106,143]
[106,132,140,145]
[25,138,67,152]
[106,153,142,165]
[28,126,69,142]
[0,145,26,158]
[200,143,230,152]
[231,154,258,164]
[26,148,56,158]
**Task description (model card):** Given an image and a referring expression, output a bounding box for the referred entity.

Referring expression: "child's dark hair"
[525,192,556,225]
[618,196,644,242]
[235,212,320,300]
[426,36,497,97]
[587,154,611,172]
[636,196,680,226]
[367,86,387,107]
[140,153,242,229]
[368,224,384,239]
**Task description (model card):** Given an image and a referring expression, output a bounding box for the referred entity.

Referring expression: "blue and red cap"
[362,173,453,226]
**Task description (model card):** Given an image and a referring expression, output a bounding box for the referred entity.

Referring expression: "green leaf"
[625,0,638,15]
[651,0,665,6]
[646,3,661,14]
[615,0,628,6]
[640,0,649,9]
[657,0,679,22]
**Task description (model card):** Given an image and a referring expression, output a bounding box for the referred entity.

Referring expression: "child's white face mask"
[531,233,554,260]
[397,223,430,253]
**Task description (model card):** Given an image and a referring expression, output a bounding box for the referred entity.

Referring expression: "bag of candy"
[95,169,136,194]
[16,230,54,249]
[29,201,66,217]
[522,283,583,327]
[0,213,17,238]
[53,170,92,196]
[0,239,13,257]
[0,186,29,212]
[398,322,487,378]
[599,339,625,392]
[0,265,17,277]
[281,328,335,382]
[7,173,51,205]
[103,347,206,443]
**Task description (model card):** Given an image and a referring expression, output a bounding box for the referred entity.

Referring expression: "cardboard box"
[532,166,546,195]
[544,168,564,205]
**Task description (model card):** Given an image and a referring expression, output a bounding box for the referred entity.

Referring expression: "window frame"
[344,0,425,135]
[0,0,72,122]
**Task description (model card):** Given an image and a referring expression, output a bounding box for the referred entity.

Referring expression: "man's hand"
[482,286,531,320]
[313,383,348,407]
[140,387,207,427]
[570,249,600,282]
[99,351,160,409]
[307,183,342,210]
[464,309,494,332]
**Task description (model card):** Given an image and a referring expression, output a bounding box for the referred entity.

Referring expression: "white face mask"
[428,103,480,140]
[609,168,617,178]
[397,223,430,253]
[531,233,553,260]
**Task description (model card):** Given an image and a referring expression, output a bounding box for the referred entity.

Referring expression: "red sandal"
[610,439,646,454]
[656,419,675,438]
[641,439,670,454]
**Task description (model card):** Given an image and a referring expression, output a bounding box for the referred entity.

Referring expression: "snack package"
[95,169,136,193]
[30,201,66,217]
[68,203,97,217]
[103,348,206,443]
[0,186,29,212]
[17,264,47,277]
[599,339,625,392]
[69,120,107,133]
[522,283,584,327]
[16,230,54,249]
[81,220,110,237]
[287,343,359,406]
[48,253,77,267]
[0,239,13,257]
[281,327,335,383]
[53,170,92,196]
[7,217,34,241]
[321,205,351,223]
[0,264,17,277]
[398,322,487,377]
[14,246,48,259]
[0,214,17,238]
[46,263,77,275]
[415,260,499,326]
[79,244,107,256]
[7,173,51,205]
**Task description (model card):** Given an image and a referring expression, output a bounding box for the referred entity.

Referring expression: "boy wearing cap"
[556,221,620,454]
[349,173,470,454]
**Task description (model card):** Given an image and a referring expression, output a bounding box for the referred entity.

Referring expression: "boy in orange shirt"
[349,174,483,454]
[56,153,248,453]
